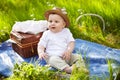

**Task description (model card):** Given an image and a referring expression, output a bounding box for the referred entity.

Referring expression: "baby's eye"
[55,21,59,23]
[48,20,52,23]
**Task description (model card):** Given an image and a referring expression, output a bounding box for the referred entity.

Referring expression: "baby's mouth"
[51,27,56,29]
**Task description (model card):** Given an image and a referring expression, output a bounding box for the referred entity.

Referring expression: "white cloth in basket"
[12,20,48,34]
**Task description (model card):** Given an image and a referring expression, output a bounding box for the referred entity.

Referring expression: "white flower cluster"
[52,7,67,15]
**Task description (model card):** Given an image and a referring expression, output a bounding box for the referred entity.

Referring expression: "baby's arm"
[62,41,75,60]
[37,45,48,60]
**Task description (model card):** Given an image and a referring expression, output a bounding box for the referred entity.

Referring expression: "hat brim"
[44,10,70,27]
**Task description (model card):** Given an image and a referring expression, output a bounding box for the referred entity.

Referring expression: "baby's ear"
[63,21,66,27]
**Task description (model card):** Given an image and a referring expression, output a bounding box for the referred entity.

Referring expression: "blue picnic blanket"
[0,39,120,79]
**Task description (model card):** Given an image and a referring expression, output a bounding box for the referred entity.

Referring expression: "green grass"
[6,62,63,80]
[4,59,119,80]
[0,1,120,80]
[0,0,120,48]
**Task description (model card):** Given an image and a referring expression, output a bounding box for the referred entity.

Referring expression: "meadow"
[0,0,120,80]
[0,0,120,48]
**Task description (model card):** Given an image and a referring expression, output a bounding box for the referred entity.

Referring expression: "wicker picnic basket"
[10,31,43,58]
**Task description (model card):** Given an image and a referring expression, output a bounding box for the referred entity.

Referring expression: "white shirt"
[38,28,75,57]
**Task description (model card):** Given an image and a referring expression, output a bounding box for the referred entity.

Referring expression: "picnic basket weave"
[10,31,43,58]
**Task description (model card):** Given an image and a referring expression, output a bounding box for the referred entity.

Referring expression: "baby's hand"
[62,50,71,61]
[38,53,48,60]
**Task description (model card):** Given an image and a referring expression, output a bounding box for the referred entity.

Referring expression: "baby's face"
[48,14,66,33]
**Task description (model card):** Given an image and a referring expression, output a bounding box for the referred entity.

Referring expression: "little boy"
[37,7,88,74]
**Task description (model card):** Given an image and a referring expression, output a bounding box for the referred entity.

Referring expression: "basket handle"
[76,13,105,32]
